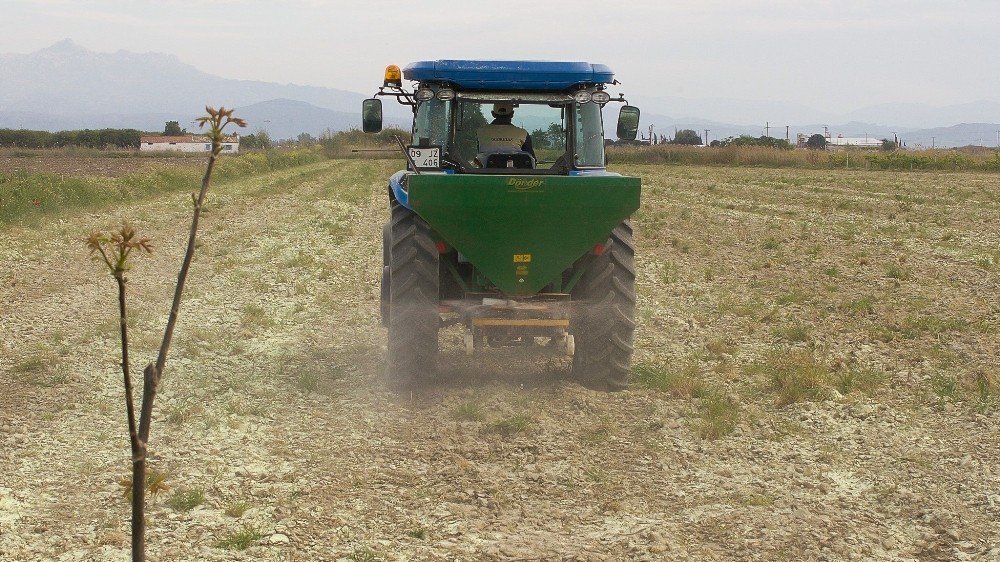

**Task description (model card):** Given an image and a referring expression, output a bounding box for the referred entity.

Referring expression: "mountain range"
[1,40,997,148]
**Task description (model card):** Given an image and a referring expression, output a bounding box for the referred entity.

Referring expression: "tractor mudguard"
[407,173,640,296]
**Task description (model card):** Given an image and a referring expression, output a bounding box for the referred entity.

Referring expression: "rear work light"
[591,91,611,104]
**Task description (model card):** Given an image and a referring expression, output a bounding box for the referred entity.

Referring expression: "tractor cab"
[362,60,640,175]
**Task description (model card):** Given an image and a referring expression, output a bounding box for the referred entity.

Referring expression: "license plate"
[408,146,440,169]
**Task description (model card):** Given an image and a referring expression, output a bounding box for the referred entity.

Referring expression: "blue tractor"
[362,60,642,390]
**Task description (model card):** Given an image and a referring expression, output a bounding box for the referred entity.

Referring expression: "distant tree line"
[0,128,147,149]
[710,135,793,150]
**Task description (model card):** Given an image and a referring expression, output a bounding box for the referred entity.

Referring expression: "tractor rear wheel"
[386,203,440,388]
[570,221,636,391]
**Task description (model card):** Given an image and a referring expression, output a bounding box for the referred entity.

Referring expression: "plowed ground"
[1,160,997,561]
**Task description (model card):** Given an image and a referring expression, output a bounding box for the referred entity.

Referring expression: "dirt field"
[1,160,997,561]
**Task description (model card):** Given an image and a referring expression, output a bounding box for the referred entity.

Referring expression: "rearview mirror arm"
[375,86,415,107]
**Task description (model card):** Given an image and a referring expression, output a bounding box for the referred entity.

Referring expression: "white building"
[139,135,239,153]
[825,135,883,148]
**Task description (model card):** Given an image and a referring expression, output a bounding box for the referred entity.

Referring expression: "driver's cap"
[492,102,514,116]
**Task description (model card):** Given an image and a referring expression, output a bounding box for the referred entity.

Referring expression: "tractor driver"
[477,102,535,158]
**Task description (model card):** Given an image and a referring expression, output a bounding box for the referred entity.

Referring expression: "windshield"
[412,97,450,148]
[411,93,606,173]
[574,101,605,168]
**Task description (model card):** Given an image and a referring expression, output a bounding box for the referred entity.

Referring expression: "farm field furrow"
[1,159,997,561]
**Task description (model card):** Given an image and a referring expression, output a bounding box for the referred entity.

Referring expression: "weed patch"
[885,264,911,280]
[772,323,810,343]
[485,414,532,436]
[693,392,740,439]
[167,488,205,512]
[215,525,262,550]
[832,367,888,395]
[224,501,250,518]
[750,350,831,406]
[632,362,707,398]
[450,402,484,422]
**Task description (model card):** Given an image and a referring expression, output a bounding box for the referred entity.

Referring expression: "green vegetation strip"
[608,144,1000,171]
[0,148,326,225]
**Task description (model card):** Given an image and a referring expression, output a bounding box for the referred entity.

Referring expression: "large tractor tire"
[386,203,440,388]
[570,221,637,391]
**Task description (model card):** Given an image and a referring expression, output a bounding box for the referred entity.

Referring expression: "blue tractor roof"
[402,60,614,91]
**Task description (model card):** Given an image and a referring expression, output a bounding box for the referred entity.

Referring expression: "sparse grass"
[295,370,320,393]
[750,350,831,406]
[772,323,810,343]
[225,396,268,417]
[884,264,911,280]
[450,401,484,422]
[11,348,67,387]
[165,400,205,425]
[660,260,679,284]
[579,421,613,444]
[739,493,774,507]
[842,296,877,315]
[670,238,691,253]
[776,290,808,306]
[349,547,378,562]
[12,355,48,375]
[705,338,736,357]
[832,367,888,396]
[215,525,263,550]
[877,315,969,341]
[761,237,781,250]
[693,392,740,439]
[224,500,250,518]
[929,373,958,402]
[485,414,532,436]
[969,371,999,412]
[241,303,275,330]
[928,370,999,410]
[406,528,427,540]
[584,467,608,483]
[632,362,707,398]
[167,487,205,512]
[284,250,315,269]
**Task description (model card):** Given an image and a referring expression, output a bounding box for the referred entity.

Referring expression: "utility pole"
[932,136,936,149]
[765,121,770,137]
[823,125,829,138]
[996,130,999,148]
[785,125,789,142]
[704,129,710,146]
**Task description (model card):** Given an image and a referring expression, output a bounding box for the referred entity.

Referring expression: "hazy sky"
[3,0,999,112]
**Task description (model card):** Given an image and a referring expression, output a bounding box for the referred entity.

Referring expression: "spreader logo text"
[507,178,544,191]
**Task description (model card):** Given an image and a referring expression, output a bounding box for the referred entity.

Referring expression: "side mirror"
[362,98,383,133]
[616,105,640,141]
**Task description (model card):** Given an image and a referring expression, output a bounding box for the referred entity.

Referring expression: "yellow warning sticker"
[515,265,529,276]
[513,254,532,263]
